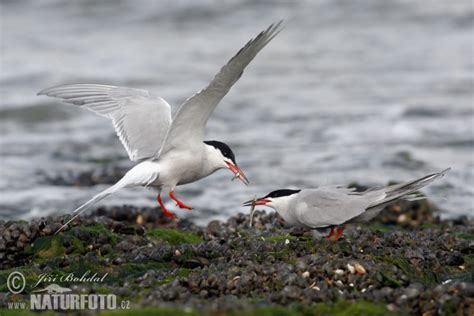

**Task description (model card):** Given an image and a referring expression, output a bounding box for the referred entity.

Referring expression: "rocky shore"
[0,198,473,315]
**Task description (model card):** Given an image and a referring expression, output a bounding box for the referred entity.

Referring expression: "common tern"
[245,168,450,240]
[39,22,283,232]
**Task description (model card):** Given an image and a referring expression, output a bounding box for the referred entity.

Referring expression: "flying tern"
[39,22,283,232]
[245,168,450,240]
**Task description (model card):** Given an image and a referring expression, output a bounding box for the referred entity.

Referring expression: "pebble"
[354,263,366,275]
[346,263,355,274]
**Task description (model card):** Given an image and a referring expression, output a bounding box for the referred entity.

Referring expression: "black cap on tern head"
[265,189,301,198]
[204,140,236,164]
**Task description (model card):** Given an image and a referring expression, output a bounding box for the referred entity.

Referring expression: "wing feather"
[38,84,172,161]
[295,188,375,228]
[159,21,283,156]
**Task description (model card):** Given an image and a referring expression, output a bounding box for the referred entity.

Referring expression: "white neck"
[267,194,298,224]
[201,144,227,176]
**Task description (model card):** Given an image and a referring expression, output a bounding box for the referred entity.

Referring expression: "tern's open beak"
[225,161,249,185]
[243,197,270,207]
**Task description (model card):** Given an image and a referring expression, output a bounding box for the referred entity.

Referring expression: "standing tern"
[244,168,450,241]
[39,22,283,232]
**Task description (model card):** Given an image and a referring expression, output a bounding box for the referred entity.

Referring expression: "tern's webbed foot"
[175,202,193,210]
[162,209,177,219]
[169,191,193,211]
[325,228,335,239]
[332,226,345,241]
[157,193,177,219]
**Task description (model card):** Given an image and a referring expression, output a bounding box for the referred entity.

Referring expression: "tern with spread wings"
[39,22,283,232]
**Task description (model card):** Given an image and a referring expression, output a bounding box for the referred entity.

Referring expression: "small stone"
[42,225,52,235]
[206,220,221,237]
[386,304,396,312]
[18,234,29,243]
[397,214,408,223]
[346,263,355,274]
[112,257,124,265]
[445,253,464,266]
[183,257,209,269]
[405,287,419,299]
[462,282,474,297]
[100,244,112,255]
[355,263,366,275]
[309,282,320,291]
[334,269,344,276]
[119,226,144,235]
[136,214,144,225]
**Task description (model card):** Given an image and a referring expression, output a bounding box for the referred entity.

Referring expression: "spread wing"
[294,188,379,228]
[38,84,172,161]
[158,21,283,156]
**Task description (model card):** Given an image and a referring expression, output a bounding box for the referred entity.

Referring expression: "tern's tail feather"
[56,183,124,234]
[368,168,450,209]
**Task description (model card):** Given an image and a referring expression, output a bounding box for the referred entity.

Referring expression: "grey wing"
[294,188,380,228]
[38,84,172,161]
[158,21,283,155]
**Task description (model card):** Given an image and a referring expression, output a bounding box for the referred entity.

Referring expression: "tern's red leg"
[325,228,335,238]
[333,226,345,241]
[169,191,193,210]
[157,194,176,218]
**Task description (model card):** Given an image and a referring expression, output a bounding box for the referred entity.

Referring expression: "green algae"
[147,228,202,245]
[79,223,119,245]
[264,235,299,243]
[30,235,65,259]
[456,232,474,241]
[373,255,439,285]
[366,223,397,233]
[156,268,192,286]
[117,262,174,279]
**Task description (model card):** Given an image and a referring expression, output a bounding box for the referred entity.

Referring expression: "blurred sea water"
[1,0,473,223]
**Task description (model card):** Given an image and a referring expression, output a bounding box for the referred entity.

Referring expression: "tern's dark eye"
[265,189,301,198]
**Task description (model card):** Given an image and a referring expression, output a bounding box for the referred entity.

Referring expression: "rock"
[354,263,366,275]
[347,263,355,274]
[405,287,420,300]
[206,220,222,237]
[183,257,209,269]
[444,253,464,266]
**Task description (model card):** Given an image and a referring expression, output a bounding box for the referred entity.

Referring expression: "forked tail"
[368,168,451,209]
[56,182,125,234]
